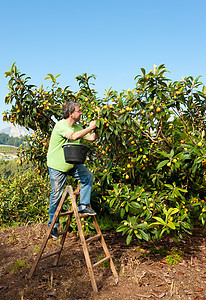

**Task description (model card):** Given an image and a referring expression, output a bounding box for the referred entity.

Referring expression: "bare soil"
[0,224,205,300]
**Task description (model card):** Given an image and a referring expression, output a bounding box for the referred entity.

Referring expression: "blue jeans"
[48,165,93,228]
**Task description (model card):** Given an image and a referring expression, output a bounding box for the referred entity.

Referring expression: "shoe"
[78,206,97,216]
[50,227,59,239]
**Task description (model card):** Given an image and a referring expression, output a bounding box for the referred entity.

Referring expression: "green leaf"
[177,188,188,193]
[152,216,167,226]
[182,222,191,229]
[106,132,111,140]
[120,207,125,219]
[48,73,55,81]
[127,118,131,127]
[155,150,170,158]
[147,222,161,228]
[135,233,142,239]
[157,160,169,170]
[170,149,174,158]
[100,118,104,126]
[125,202,129,212]
[139,229,150,241]
[116,225,127,232]
[126,233,133,245]
[55,74,61,80]
[167,207,179,216]
[164,184,174,189]
[194,157,203,165]
[159,227,168,239]
[141,68,146,77]
[167,222,176,230]
[130,202,141,209]
[96,119,100,128]
[119,98,123,107]
[202,85,206,96]
[130,194,138,201]
[136,223,148,229]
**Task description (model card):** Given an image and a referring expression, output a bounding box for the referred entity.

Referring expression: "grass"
[96,255,110,268]
[5,229,19,245]
[165,248,183,265]
[11,259,26,272]
[149,246,183,265]
[33,245,41,254]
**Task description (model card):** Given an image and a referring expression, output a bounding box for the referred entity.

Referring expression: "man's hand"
[89,120,97,130]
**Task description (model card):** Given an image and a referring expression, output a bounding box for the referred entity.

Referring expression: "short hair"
[62,102,79,119]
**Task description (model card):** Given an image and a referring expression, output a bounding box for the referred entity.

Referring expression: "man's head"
[62,102,82,122]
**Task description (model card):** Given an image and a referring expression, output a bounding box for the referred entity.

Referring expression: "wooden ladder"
[28,185,118,293]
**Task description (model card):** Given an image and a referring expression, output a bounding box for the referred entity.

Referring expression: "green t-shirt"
[47,119,87,172]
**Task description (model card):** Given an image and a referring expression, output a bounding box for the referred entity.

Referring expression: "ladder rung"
[74,191,80,196]
[86,233,101,243]
[59,210,73,217]
[93,256,110,268]
[41,250,61,260]
[73,185,81,196]
[85,234,101,244]
[58,230,67,236]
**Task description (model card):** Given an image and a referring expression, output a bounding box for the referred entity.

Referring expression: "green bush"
[0,171,50,226]
[2,63,206,242]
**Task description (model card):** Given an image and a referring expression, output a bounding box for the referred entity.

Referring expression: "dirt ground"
[0,224,205,300]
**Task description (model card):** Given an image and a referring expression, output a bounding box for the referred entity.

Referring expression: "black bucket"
[62,143,90,164]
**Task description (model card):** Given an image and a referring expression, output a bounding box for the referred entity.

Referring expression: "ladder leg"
[92,215,119,283]
[68,185,98,293]
[28,228,51,279]
[28,188,70,278]
[53,205,74,266]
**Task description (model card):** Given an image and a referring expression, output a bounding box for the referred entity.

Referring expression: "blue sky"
[1,0,206,130]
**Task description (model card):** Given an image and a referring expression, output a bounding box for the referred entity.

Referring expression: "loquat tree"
[2,63,206,243]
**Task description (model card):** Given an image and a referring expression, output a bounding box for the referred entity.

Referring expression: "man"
[47,102,98,239]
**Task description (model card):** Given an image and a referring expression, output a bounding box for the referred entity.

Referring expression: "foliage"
[11,259,26,272]
[165,248,183,265]
[0,159,32,178]
[148,207,180,239]
[0,133,26,147]
[0,145,17,154]
[2,63,206,243]
[0,170,51,226]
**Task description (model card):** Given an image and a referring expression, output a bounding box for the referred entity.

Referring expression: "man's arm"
[65,120,97,141]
